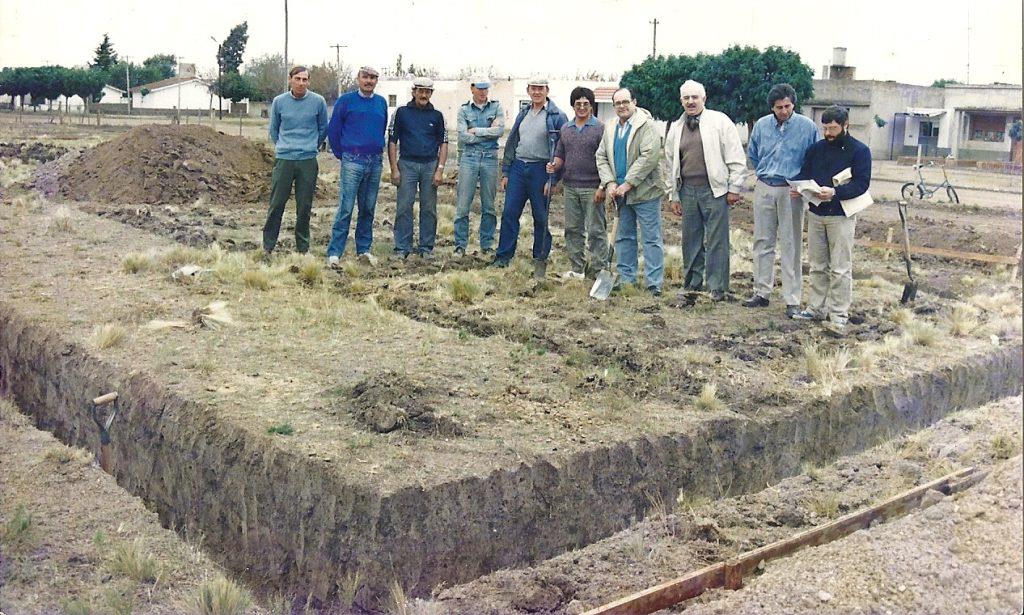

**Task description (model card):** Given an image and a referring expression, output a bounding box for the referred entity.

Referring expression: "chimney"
[832,47,847,66]
[827,48,856,80]
[177,63,197,78]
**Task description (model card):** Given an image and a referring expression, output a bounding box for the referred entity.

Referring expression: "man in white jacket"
[664,80,746,301]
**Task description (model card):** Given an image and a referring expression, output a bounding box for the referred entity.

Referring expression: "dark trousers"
[263,158,318,253]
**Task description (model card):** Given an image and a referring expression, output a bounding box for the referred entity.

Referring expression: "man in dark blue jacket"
[492,76,568,278]
[790,106,872,332]
[387,77,448,259]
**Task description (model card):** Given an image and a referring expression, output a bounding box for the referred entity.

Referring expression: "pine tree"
[92,34,118,71]
[217,22,249,74]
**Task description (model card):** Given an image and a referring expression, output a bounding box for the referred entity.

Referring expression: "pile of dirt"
[0,141,68,163]
[349,370,462,435]
[57,124,275,205]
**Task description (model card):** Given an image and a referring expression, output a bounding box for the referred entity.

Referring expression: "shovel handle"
[93,392,118,406]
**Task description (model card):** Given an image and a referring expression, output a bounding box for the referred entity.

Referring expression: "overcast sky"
[1,0,1021,87]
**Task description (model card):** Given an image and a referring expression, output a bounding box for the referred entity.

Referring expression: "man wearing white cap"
[326,66,387,266]
[454,75,505,257]
[387,77,448,258]
[492,75,568,278]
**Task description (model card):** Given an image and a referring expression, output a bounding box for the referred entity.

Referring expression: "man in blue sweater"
[790,106,872,332]
[263,66,329,255]
[387,77,448,258]
[326,66,388,267]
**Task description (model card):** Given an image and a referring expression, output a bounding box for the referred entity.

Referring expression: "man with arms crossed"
[790,106,872,333]
[664,80,746,302]
[743,83,820,317]
[454,75,504,257]
[326,66,387,267]
[263,66,328,256]
[546,86,606,279]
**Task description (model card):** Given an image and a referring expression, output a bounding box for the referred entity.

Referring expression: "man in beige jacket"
[664,80,747,301]
[596,88,665,295]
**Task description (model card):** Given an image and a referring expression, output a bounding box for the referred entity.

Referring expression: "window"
[969,113,1008,142]
[388,94,397,107]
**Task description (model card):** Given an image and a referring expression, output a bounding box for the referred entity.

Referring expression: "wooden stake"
[1010,242,1022,283]
[883,227,894,260]
[856,239,1019,265]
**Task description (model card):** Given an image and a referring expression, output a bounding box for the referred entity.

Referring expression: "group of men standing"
[263,65,871,331]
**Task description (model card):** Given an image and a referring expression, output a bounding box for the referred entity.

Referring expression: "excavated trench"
[0,301,1020,605]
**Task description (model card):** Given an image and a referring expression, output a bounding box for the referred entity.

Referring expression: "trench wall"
[1,301,1020,602]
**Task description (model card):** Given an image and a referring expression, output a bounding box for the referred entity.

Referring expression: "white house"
[130,76,221,112]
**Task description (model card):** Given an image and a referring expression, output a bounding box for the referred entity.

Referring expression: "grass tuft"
[693,382,725,412]
[296,261,324,287]
[337,570,363,610]
[267,423,294,436]
[807,492,840,519]
[945,304,980,337]
[991,434,1020,460]
[49,208,74,233]
[3,503,32,543]
[242,268,272,291]
[388,579,410,615]
[110,539,157,583]
[448,272,484,304]
[122,253,154,274]
[191,576,253,615]
[903,319,943,347]
[92,323,127,349]
[804,345,852,396]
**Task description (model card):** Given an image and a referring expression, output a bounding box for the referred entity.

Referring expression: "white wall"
[133,81,214,110]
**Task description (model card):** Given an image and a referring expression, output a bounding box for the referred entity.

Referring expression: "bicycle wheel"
[901,183,922,200]
[946,185,960,204]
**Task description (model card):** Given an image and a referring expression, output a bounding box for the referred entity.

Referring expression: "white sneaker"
[327,255,340,268]
[562,271,585,280]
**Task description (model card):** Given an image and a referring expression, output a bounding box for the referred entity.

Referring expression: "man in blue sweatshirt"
[387,77,448,258]
[263,66,329,255]
[790,106,872,332]
[326,66,388,267]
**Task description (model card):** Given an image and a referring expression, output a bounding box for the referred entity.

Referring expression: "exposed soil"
[0,141,67,163]
[57,124,277,205]
[432,396,1024,614]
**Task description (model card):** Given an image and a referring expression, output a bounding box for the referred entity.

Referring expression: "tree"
[92,34,118,71]
[620,45,814,132]
[65,68,107,113]
[142,54,177,81]
[218,22,249,74]
[244,53,287,102]
[307,62,356,104]
[213,71,256,103]
[931,78,961,88]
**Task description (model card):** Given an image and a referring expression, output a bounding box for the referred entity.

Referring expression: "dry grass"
[109,539,158,583]
[693,382,725,412]
[242,268,272,291]
[663,246,683,282]
[806,492,840,519]
[977,316,1023,340]
[48,207,74,233]
[337,570,363,610]
[902,319,943,347]
[189,576,252,615]
[43,444,92,466]
[970,290,1022,319]
[890,307,915,326]
[3,503,32,544]
[92,323,127,349]
[447,272,484,304]
[991,434,1020,460]
[122,253,154,274]
[945,304,980,337]
[296,261,324,287]
[804,344,852,396]
[387,579,410,615]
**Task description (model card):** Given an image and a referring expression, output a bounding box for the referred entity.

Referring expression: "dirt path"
[432,396,1023,615]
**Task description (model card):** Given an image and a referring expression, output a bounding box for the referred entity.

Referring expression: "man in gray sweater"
[263,66,329,255]
[547,86,606,279]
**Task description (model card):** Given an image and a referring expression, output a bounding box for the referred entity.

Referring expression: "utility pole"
[650,18,659,58]
[284,0,289,90]
[210,37,223,119]
[965,7,971,84]
[331,43,348,97]
[125,59,131,116]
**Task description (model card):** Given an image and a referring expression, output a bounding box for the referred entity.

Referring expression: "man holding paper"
[790,106,872,332]
[743,84,820,317]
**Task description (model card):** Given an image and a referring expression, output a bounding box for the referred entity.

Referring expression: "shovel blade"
[900,281,918,304]
[590,270,616,300]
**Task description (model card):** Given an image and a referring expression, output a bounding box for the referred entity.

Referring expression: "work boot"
[785,305,801,318]
[533,258,547,280]
[490,257,510,268]
[742,294,769,308]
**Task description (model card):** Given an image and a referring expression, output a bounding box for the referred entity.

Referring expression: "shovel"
[897,201,918,303]
[90,392,119,473]
[590,196,622,300]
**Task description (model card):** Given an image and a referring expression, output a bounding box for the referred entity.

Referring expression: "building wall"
[943,85,1022,161]
[132,81,215,111]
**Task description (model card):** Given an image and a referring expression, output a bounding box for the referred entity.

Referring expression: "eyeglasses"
[612,100,632,107]
[573,102,592,109]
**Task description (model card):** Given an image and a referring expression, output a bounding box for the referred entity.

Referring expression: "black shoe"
[785,305,801,318]
[647,285,662,297]
[742,294,769,308]
[710,290,726,302]
[490,257,510,268]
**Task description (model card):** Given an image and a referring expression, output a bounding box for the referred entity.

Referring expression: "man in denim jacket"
[453,75,505,257]
[492,76,568,278]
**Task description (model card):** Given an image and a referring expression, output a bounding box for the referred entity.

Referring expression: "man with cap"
[492,75,568,278]
[387,77,449,259]
[326,66,388,267]
[454,75,505,257]
[263,65,329,257]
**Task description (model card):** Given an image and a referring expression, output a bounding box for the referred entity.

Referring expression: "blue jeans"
[496,159,551,261]
[454,150,499,251]
[394,158,438,255]
[327,152,382,257]
[615,197,664,289]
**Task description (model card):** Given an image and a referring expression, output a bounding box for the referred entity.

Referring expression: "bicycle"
[900,161,959,203]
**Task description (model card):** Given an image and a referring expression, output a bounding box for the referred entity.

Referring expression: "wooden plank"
[584,467,976,615]
[582,563,724,615]
[856,239,1020,265]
